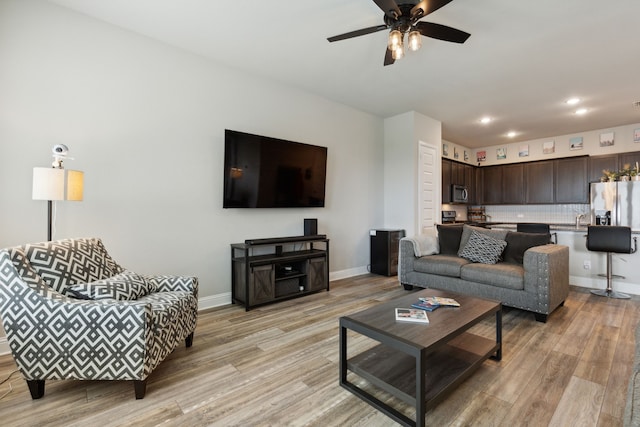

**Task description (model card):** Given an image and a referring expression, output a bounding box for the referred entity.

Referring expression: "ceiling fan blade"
[411,0,454,19]
[373,0,401,19]
[384,47,395,66]
[415,21,470,43]
[327,24,388,42]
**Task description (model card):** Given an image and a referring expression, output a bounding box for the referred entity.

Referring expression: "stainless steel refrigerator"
[590,182,640,232]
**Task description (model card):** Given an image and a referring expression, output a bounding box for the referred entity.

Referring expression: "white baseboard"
[329,266,369,281]
[571,275,640,296]
[198,292,232,311]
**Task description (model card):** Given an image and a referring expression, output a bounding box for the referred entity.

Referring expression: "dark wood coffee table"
[339,288,501,427]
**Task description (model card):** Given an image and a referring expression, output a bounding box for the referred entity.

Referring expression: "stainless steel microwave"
[451,184,469,203]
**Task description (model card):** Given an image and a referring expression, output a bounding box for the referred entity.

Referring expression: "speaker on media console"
[304,218,317,236]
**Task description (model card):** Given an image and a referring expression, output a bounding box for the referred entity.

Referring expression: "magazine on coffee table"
[420,296,461,307]
[395,308,429,323]
[411,296,460,311]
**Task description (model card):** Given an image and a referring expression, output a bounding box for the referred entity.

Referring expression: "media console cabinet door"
[249,264,275,304]
[307,257,327,291]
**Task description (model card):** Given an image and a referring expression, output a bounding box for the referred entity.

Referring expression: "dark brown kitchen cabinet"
[442,159,476,204]
[451,161,465,185]
[482,166,503,204]
[525,160,554,203]
[620,152,640,172]
[464,164,476,204]
[442,159,452,203]
[502,164,525,204]
[555,156,588,203]
[588,154,618,183]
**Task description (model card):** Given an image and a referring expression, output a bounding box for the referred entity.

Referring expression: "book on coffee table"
[410,300,439,311]
[395,308,429,323]
[411,296,460,312]
[419,296,460,307]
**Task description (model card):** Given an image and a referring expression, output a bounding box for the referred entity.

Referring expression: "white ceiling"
[48,0,640,148]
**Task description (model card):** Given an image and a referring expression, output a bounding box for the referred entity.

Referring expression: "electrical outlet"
[583,260,591,270]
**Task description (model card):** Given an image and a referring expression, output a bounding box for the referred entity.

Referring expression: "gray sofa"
[0,237,198,399]
[399,224,569,322]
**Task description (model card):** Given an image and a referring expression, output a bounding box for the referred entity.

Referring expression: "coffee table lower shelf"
[346,332,499,408]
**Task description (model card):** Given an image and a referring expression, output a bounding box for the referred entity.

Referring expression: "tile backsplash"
[483,204,590,225]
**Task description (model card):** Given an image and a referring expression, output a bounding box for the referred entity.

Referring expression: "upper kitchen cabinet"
[620,151,640,171]
[588,154,618,183]
[525,160,554,204]
[442,159,476,204]
[482,166,503,205]
[555,156,588,203]
[451,161,465,185]
[464,164,476,204]
[502,164,525,204]
[442,159,452,203]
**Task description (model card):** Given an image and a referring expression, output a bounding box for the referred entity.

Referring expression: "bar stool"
[517,223,556,244]
[586,225,638,299]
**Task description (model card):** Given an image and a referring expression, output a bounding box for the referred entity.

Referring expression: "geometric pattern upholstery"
[459,230,507,264]
[0,238,198,398]
[66,270,157,300]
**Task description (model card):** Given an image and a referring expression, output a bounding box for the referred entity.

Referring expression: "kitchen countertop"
[487,223,639,234]
[486,222,584,231]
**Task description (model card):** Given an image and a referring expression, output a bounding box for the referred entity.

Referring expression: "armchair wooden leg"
[134,380,147,399]
[26,380,45,399]
[185,332,194,348]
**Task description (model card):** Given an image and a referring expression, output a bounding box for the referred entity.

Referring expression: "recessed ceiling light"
[575,108,588,115]
[566,98,580,105]
[480,117,492,124]
[507,131,517,138]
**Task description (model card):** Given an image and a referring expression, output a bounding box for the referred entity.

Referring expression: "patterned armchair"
[0,237,198,399]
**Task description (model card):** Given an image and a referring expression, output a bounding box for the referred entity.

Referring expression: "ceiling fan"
[327,0,470,66]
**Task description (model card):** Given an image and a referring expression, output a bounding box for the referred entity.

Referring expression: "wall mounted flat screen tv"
[223,130,328,208]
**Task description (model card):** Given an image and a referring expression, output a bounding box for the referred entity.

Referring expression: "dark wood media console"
[231,235,330,310]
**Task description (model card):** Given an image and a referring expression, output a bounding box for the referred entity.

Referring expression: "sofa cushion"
[461,262,525,290]
[67,270,156,301]
[437,224,464,255]
[457,225,508,257]
[503,231,550,264]
[414,254,471,277]
[459,230,507,264]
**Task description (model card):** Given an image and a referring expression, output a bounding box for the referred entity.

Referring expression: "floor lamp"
[32,145,84,241]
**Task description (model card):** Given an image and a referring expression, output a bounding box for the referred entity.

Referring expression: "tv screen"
[223,130,328,208]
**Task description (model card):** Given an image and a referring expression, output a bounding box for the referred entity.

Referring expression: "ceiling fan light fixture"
[392,43,405,60]
[388,29,403,51]
[408,30,422,51]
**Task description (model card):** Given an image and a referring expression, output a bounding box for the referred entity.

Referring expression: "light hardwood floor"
[0,275,638,426]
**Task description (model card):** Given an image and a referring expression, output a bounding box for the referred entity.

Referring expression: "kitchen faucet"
[576,213,586,228]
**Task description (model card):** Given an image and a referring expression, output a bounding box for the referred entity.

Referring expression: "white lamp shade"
[32,167,65,200]
[32,167,84,201]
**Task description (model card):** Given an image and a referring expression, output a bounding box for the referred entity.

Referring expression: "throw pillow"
[457,225,508,257]
[66,270,156,301]
[503,231,550,264]
[436,224,464,255]
[459,230,507,264]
